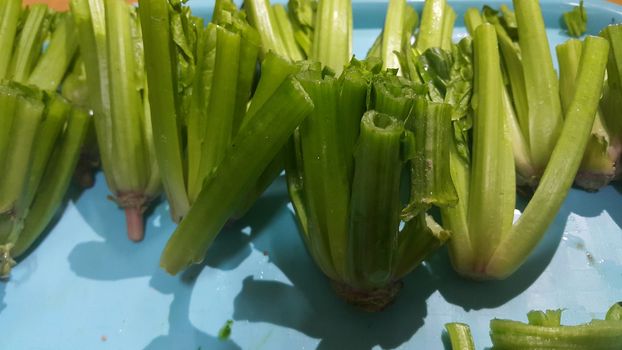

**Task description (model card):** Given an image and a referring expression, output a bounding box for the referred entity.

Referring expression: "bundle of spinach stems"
[0,0,621,347]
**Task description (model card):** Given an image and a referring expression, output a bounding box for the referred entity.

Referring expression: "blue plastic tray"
[2,1,622,349]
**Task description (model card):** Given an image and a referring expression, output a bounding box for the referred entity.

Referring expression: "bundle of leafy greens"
[445,303,622,349]
[71,0,161,241]
[432,1,610,279]
[472,2,619,191]
[0,0,88,278]
[243,0,455,310]
[138,0,313,274]
[138,0,262,223]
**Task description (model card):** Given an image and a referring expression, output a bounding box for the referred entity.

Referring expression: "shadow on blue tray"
[65,172,622,350]
[230,188,605,349]
[68,172,290,350]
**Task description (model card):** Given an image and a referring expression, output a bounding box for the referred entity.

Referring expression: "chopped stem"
[138,0,190,221]
[463,8,483,36]
[381,0,406,70]
[406,102,457,217]
[104,0,147,192]
[467,24,515,272]
[311,0,352,74]
[245,0,289,58]
[513,0,563,172]
[192,26,240,203]
[347,111,403,289]
[14,95,70,218]
[394,214,450,280]
[487,36,610,278]
[9,4,48,83]
[490,319,622,348]
[297,75,350,279]
[160,77,312,275]
[28,13,79,91]
[12,108,90,257]
[416,0,452,52]
[441,132,472,275]
[272,4,304,61]
[0,87,45,214]
[558,39,614,190]
[71,0,117,193]
[0,0,21,78]
[445,323,475,350]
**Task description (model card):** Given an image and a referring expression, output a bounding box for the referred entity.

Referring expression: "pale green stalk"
[0,0,21,78]
[311,0,352,74]
[9,4,47,83]
[0,89,45,214]
[161,77,312,275]
[467,24,515,273]
[445,323,475,350]
[513,0,563,173]
[138,0,190,221]
[381,0,405,70]
[28,13,79,91]
[12,108,89,257]
[487,36,609,278]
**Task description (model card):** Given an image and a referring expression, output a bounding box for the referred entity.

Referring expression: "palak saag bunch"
[71,0,161,241]
[138,0,313,274]
[403,0,610,279]
[0,0,88,278]
[241,0,461,310]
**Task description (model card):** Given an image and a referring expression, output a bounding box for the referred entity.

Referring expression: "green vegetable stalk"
[278,0,454,310]
[366,0,418,71]
[415,0,455,53]
[445,323,475,350]
[0,1,86,278]
[160,66,313,274]
[138,0,260,222]
[490,303,622,349]
[287,61,452,311]
[557,39,618,190]
[563,0,587,38]
[599,24,622,188]
[0,88,88,278]
[71,0,160,241]
[467,1,562,188]
[445,303,622,349]
[443,19,609,279]
[61,57,100,189]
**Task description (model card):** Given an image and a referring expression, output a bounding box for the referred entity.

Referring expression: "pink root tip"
[125,207,145,242]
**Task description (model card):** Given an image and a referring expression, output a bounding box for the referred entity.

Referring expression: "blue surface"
[2,1,622,349]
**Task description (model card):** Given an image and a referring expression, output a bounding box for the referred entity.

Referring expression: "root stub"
[113,192,151,242]
[124,207,145,242]
[331,279,403,312]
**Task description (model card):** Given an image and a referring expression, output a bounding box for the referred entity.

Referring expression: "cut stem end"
[330,279,403,312]
[124,207,145,242]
